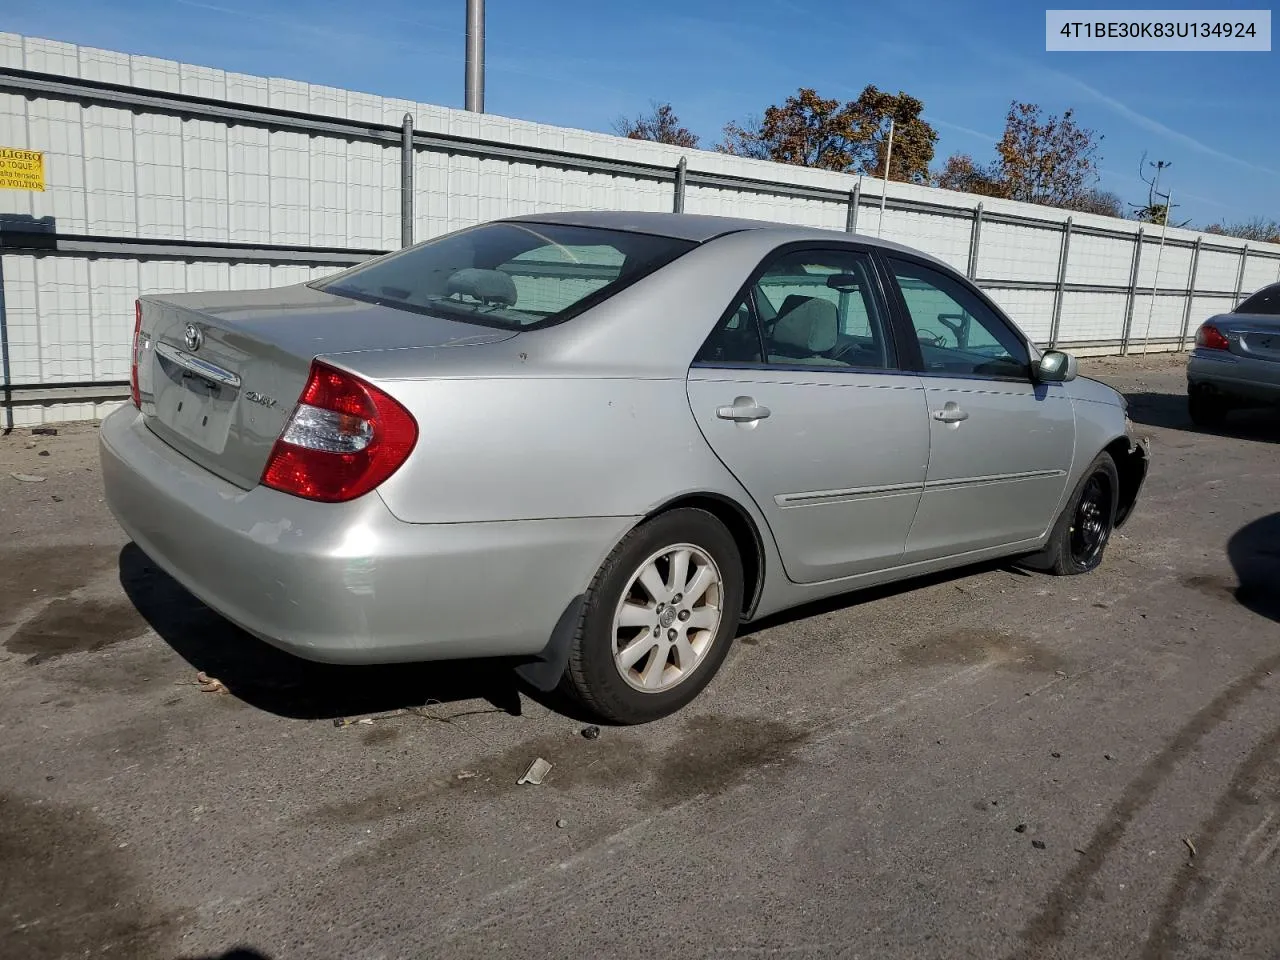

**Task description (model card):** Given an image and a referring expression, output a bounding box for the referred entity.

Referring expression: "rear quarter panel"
[372,376,761,524]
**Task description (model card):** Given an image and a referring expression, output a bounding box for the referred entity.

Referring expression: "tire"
[1188,390,1229,427]
[561,508,744,725]
[1022,452,1119,576]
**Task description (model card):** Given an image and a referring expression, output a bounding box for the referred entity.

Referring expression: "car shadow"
[117,543,595,722]
[738,558,1025,638]
[1125,390,1280,444]
[1227,513,1280,623]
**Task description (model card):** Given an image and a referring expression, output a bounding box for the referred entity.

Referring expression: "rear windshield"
[1234,283,1280,315]
[315,222,696,330]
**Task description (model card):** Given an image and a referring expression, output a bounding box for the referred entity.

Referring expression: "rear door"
[686,243,930,584]
[878,253,1075,561]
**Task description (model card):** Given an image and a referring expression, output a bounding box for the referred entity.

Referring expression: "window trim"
[874,250,1036,384]
[690,240,912,376]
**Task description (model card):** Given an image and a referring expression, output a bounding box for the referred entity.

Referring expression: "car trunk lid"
[1221,313,1280,363]
[136,284,516,489]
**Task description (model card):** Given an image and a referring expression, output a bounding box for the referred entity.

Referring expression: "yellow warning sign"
[0,148,45,191]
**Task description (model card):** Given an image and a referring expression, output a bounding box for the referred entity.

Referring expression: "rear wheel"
[561,508,743,724]
[1188,390,1229,427]
[1022,452,1119,576]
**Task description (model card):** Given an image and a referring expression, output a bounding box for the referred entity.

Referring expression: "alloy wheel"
[611,543,724,693]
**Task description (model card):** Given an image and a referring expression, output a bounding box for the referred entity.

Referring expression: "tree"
[719,88,859,169]
[1203,218,1280,243]
[718,85,937,183]
[934,103,1112,213]
[934,153,1007,198]
[613,102,700,148]
[847,86,937,184]
[992,102,1103,207]
[716,112,773,161]
[1065,188,1125,218]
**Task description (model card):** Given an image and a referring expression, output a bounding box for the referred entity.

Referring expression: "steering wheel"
[918,331,949,348]
[936,313,970,349]
[827,339,883,366]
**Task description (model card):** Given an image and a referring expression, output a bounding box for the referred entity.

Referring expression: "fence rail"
[2,32,1279,427]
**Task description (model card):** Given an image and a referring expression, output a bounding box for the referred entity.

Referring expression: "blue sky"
[8,0,1277,226]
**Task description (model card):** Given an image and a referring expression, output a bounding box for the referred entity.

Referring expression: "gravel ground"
[2,351,1278,960]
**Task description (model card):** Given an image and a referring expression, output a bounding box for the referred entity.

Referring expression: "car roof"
[498,209,934,259]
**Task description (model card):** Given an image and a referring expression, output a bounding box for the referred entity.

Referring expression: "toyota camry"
[101,211,1149,724]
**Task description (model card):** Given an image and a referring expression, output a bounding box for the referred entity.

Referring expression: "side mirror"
[1035,349,1078,383]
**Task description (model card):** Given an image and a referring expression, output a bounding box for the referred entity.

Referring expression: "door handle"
[931,403,969,423]
[716,397,771,422]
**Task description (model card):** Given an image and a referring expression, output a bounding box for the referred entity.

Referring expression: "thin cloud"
[172,0,635,100]
[1045,69,1280,178]
[928,20,1279,181]
[927,117,997,143]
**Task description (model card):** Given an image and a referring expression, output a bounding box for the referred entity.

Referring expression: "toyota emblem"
[183,322,203,352]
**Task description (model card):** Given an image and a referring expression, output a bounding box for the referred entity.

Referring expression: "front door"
[686,245,930,584]
[880,255,1075,561]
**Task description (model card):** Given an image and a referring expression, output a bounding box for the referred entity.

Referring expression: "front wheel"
[1022,452,1119,576]
[561,508,743,724]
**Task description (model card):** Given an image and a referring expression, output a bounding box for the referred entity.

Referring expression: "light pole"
[877,117,894,238]
[465,0,485,112]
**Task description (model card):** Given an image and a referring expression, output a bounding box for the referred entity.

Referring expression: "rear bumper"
[1187,351,1280,405]
[100,406,635,664]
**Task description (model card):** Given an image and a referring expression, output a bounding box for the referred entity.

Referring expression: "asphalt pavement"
[2,351,1278,960]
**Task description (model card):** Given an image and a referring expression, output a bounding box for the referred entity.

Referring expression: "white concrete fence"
[2,31,1278,427]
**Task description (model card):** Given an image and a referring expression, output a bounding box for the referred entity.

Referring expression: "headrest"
[772,297,838,353]
[447,268,517,306]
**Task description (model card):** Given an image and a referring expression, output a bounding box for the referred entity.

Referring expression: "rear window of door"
[695,247,898,371]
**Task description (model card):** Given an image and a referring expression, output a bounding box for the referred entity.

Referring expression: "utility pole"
[465,0,485,112]
[1140,191,1172,355]
[1139,153,1171,219]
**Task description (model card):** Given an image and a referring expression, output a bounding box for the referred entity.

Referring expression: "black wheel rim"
[1069,475,1111,567]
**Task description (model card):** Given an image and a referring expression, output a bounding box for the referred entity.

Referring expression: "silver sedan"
[100,211,1149,724]
[1187,282,1280,425]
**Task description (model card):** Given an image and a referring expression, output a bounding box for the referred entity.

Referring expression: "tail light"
[261,360,418,503]
[130,300,143,408]
[1196,323,1230,351]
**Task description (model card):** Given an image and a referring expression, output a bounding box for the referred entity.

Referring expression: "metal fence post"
[1048,217,1072,348]
[846,179,861,233]
[1233,244,1249,304]
[673,157,687,214]
[1178,237,1202,350]
[0,253,11,434]
[966,203,984,280]
[1120,228,1145,355]
[400,114,414,248]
